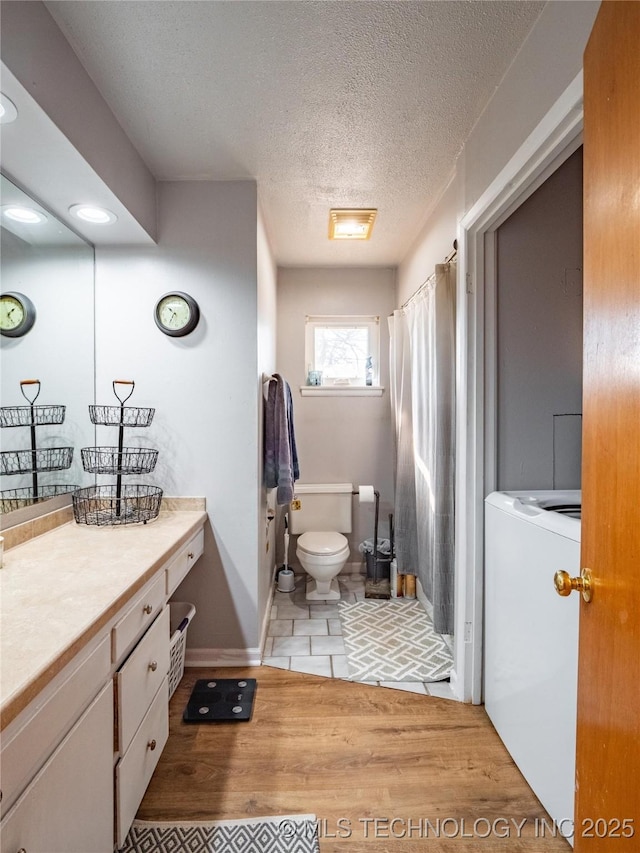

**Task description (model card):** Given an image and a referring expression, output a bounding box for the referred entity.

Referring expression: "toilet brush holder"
[277,567,295,593]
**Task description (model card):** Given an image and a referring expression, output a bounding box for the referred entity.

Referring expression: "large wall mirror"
[0,173,95,521]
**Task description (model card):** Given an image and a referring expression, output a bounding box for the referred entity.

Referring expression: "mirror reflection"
[0,174,95,516]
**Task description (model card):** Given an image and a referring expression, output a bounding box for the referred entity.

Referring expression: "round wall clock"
[154,291,200,337]
[0,291,36,338]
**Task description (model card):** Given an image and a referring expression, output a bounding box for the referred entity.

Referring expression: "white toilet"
[289,483,352,601]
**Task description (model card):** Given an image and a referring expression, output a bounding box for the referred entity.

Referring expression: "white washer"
[484,490,580,839]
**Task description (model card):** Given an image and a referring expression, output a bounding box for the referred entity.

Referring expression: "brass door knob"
[554,567,593,603]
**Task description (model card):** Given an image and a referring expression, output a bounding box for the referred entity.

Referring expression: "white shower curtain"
[389,263,456,635]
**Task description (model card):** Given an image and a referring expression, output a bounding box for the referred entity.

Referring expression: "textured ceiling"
[46,0,545,266]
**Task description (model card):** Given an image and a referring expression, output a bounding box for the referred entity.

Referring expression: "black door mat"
[183,678,257,722]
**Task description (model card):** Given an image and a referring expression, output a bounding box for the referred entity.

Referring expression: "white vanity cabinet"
[165,527,204,596]
[0,512,206,853]
[114,597,171,847]
[0,682,114,853]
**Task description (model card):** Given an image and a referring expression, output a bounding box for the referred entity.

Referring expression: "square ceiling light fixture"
[328,208,377,241]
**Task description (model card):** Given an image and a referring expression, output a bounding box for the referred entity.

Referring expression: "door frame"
[453,72,585,703]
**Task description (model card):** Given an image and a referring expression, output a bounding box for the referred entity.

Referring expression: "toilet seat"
[297,531,348,556]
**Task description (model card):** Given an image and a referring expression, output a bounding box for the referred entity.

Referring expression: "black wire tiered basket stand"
[0,380,75,513]
[73,380,163,525]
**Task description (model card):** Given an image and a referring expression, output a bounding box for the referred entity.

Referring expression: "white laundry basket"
[168,601,196,698]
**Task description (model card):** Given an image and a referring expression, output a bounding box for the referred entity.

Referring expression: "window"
[305,315,380,386]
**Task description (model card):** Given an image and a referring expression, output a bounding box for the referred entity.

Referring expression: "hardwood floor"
[137,667,571,851]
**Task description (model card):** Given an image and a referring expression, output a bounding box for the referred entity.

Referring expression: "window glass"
[305,315,379,386]
[314,325,369,381]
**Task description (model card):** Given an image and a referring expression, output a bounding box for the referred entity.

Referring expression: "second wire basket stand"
[73,380,163,525]
[0,380,74,513]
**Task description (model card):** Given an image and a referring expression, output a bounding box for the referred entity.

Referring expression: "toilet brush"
[277,514,295,592]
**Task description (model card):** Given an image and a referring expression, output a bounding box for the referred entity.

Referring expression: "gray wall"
[276,267,396,567]
[496,147,583,491]
[95,180,266,656]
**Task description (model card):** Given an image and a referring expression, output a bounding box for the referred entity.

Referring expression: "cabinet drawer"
[0,635,111,818]
[165,528,204,596]
[0,682,114,853]
[115,678,169,848]
[113,574,165,664]
[116,606,170,753]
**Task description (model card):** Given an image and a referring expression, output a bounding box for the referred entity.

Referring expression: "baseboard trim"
[259,579,276,655]
[185,648,262,667]
[415,577,433,618]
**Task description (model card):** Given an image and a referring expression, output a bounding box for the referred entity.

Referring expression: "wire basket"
[80,446,159,475]
[0,446,73,475]
[0,484,77,513]
[72,484,163,526]
[89,405,155,427]
[168,602,196,698]
[0,405,66,428]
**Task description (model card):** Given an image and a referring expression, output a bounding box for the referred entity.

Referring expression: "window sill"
[299,385,384,397]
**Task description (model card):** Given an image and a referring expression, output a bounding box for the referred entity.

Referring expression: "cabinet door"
[0,682,114,853]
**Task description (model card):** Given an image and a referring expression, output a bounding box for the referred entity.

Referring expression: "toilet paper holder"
[353,485,382,579]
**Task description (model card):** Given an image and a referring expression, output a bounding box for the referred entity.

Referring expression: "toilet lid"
[297,531,348,556]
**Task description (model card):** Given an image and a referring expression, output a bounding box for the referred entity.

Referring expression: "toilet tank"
[288,483,353,534]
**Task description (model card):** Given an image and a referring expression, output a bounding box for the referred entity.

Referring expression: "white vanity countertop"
[0,510,207,730]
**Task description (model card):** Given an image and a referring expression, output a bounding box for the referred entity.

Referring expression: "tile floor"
[262,572,455,698]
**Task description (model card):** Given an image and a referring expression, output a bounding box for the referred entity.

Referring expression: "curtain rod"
[444,239,458,263]
[401,241,457,310]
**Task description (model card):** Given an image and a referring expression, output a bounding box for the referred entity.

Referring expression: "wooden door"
[576,1,640,848]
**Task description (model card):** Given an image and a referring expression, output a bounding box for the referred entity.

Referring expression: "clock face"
[0,292,36,337]
[154,292,200,337]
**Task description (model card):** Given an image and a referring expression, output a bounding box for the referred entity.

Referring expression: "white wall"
[397,1,600,306]
[0,233,95,495]
[397,177,459,305]
[394,0,599,701]
[95,180,263,656]
[462,1,598,212]
[276,267,396,564]
[0,1,156,240]
[256,204,278,635]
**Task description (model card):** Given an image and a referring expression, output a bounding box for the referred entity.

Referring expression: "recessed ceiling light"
[1,205,47,224]
[329,208,377,241]
[0,93,18,124]
[69,204,117,224]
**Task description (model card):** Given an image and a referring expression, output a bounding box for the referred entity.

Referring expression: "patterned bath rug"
[120,814,319,853]
[338,598,453,682]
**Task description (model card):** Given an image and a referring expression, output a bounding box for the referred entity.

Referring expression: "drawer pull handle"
[148,738,157,751]
[143,604,153,615]
[188,552,194,559]
[149,660,158,672]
